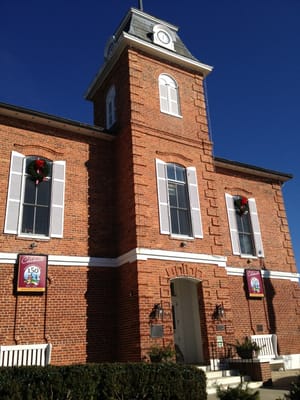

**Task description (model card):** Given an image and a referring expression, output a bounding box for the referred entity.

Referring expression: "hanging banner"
[17,254,48,292]
[245,269,264,298]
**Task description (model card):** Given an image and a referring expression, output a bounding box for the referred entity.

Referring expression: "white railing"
[0,344,52,367]
[251,334,285,370]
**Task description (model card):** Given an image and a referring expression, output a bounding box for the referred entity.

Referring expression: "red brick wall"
[0,117,118,364]
[0,116,115,257]
[214,166,297,273]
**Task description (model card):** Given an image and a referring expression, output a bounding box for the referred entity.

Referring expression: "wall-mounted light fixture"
[149,303,164,320]
[213,304,225,321]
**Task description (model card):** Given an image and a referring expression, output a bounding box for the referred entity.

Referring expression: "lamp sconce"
[213,304,225,321]
[29,242,37,249]
[149,303,164,320]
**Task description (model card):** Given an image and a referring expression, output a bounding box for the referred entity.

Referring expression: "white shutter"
[225,193,240,255]
[50,160,65,238]
[186,167,203,238]
[4,151,25,234]
[155,159,170,234]
[248,198,264,257]
[159,82,169,113]
[169,85,180,115]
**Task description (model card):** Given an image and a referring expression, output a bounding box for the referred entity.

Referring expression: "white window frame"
[4,151,66,239]
[156,159,203,238]
[106,85,116,129]
[158,74,181,117]
[225,193,264,257]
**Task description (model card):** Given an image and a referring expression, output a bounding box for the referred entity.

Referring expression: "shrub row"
[0,362,207,400]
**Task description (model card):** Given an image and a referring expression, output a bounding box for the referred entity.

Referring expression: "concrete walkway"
[207,387,288,400]
[207,369,300,399]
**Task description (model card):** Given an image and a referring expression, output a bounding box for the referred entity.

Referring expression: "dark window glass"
[167,164,175,180]
[167,163,192,236]
[21,157,52,236]
[234,197,255,255]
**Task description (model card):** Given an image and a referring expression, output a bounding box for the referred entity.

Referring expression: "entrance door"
[171,279,203,364]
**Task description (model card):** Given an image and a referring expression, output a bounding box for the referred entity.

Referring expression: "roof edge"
[0,102,112,140]
[214,156,293,182]
[85,32,213,100]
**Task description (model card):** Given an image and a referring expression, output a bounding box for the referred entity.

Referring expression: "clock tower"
[85,8,219,362]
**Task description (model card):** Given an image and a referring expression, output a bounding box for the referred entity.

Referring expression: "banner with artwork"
[17,254,48,292]
[245,269,264,298]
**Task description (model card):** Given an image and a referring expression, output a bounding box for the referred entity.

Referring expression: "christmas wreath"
[27,158,49,184]
[234,196,249,215]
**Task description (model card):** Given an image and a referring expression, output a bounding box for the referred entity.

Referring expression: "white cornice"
[122,32,213,75]
[1,251,298,282]
[86,32,213,100]
[135,248,226,266]
[0,249,226,267]
[226,266,300,283]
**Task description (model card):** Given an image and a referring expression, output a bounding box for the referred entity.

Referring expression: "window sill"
[17,234,50,241]
[160,111,183,119]
[240,254,258,259]
[170,234,194,241]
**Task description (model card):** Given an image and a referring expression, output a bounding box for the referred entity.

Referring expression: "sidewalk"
[207,369,300,399]
[208,387,288,400]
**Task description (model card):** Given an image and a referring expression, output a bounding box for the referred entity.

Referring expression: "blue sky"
[1,0,300,273]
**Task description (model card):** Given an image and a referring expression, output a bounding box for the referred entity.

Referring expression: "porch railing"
[209,341,238,371]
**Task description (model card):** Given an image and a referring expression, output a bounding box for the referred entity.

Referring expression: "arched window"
[5,152,65,238]
[158,74,181,116]
[106,85,116,129]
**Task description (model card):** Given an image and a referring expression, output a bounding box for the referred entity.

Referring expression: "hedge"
[0,362,207,400]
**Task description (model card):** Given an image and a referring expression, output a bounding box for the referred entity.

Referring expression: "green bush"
[216,384,260,400]
[0,363,207,400]
[285,375,300,400]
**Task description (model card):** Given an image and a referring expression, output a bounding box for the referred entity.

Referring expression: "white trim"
[225,266,300,282]
[122,32,212,75]
[0,249,226,268]
[85,32,213,99]
[0,251,298,282]
[135,248,227,266]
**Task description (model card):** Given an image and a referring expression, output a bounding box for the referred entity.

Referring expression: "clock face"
[157,30,170,44]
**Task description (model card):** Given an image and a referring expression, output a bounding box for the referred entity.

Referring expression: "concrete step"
[207,374,244,394]
[202,368,263,395]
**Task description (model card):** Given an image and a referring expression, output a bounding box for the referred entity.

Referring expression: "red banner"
[17,254,48,292]
[245,269,264,298]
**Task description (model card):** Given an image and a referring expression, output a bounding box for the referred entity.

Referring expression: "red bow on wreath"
[27,158,49,185]
[234,196,249,215]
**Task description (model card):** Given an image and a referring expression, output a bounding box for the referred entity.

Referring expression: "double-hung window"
[225,193,264,257]
[4,151,66,238]
[156,159,202,238]
[158,74,181,116]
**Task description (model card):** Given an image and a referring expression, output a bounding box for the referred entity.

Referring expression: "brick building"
[0,8,299,368]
